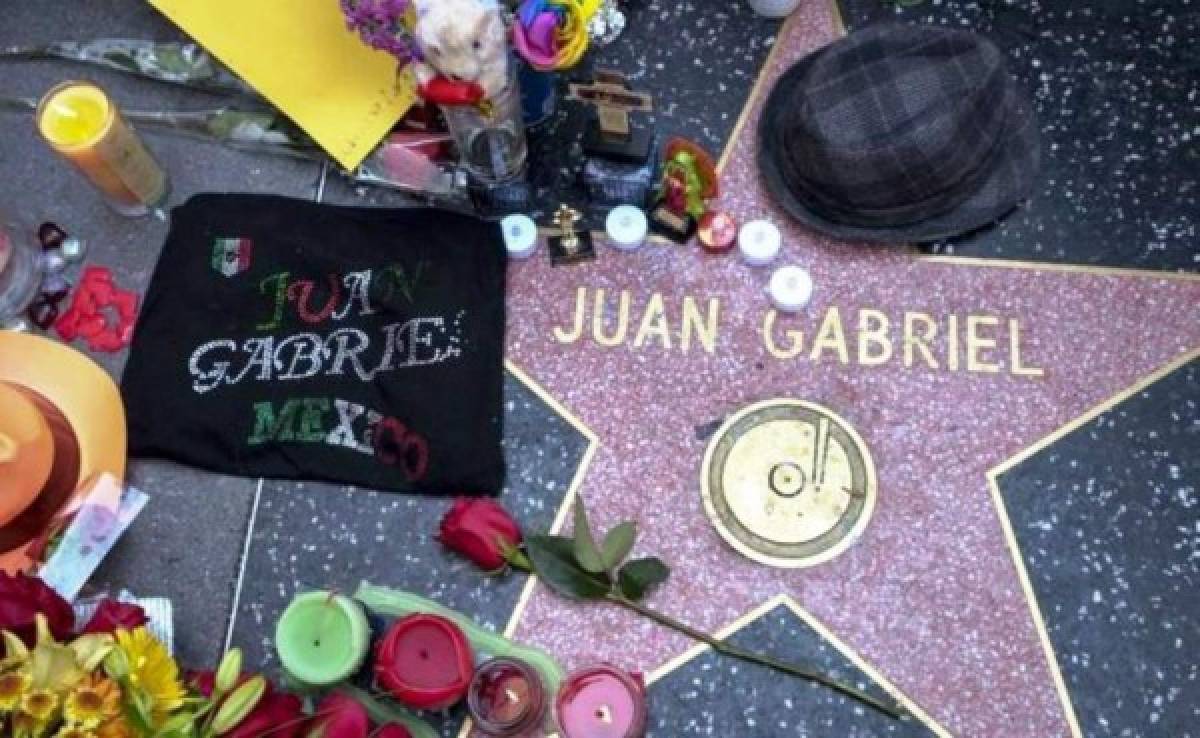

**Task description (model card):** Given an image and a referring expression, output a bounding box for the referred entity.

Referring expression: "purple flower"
[340,0,418,63]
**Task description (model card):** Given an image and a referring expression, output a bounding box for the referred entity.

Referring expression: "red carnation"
[80,599,148,635]
[437,498,522,572]
[0,573,73,645]
[375,726,413,738]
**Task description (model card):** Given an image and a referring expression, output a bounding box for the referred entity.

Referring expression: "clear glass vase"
[441,67,528,183]
[0,221,41,325]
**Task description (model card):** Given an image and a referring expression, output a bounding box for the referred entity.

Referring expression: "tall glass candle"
[275,591,371,686]
[468,658,547,737]
[36,81,168,217]
[555,664,647,738]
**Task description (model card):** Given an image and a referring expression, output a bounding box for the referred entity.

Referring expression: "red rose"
[80,600,148,635]
[375,726,412,738]
[437,498,522,571]
[225,691,306,738]
[0,573,73,645]
[310,692,369,738]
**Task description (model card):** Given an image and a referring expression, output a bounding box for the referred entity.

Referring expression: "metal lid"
[701,398,877,568]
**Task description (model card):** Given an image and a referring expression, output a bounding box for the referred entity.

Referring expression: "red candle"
[467,658,546,736]
[555,664,647,738]
[697,211,738,254]
[375,614,474,710]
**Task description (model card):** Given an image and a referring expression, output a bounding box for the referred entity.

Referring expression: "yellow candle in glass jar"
[36,81,168,217]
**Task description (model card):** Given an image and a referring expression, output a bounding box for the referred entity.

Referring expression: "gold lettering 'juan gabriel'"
[552,286,1043,377]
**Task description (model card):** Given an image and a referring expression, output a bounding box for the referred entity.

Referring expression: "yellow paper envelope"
[149,0,416,170]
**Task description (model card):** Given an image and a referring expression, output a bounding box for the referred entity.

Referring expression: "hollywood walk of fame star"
[493,3,1200,736]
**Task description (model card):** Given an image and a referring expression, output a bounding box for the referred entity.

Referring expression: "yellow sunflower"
[113,629,184,723]
[0,669,31,711]
[54,726,97,738]
[63,675,120,728]
[19,688,60,722]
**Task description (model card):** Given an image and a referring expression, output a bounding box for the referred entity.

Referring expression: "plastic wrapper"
[354,131,471,200]
[1,39,251,94]
[73,592,175,654]
[36,474,149,601]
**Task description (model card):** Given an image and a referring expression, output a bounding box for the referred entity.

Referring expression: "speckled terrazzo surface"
[996,358,1199,736]
[646,602,945,736]
[2,1,1199,737]
[838,0,1200,272]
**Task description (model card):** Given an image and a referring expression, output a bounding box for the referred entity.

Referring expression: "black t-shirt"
[121,194,507,495]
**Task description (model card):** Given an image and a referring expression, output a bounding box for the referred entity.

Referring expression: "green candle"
[275,591,370,686]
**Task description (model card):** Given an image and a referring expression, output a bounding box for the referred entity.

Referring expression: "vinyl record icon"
[701,399,877,568]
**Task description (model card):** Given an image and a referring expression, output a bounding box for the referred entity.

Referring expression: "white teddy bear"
[412,0,510,106]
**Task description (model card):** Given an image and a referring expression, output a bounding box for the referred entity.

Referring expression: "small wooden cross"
[567,69,653,140]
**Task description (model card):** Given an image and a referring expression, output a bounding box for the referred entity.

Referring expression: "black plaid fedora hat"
[758,23,1040,243]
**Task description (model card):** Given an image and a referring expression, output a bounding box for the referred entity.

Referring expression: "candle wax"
[476,666,532,723]
[38,86,109,147]
[274,592,370,686]
[390,619,467,689]
[556,668,645,738]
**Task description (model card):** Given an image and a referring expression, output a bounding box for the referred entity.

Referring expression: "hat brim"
[0,332,125,572]
[757,43,1041,244]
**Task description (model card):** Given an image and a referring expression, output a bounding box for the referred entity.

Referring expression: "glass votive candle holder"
[35,81,168,217]
[467,658,547,737]
[555,663,647,738]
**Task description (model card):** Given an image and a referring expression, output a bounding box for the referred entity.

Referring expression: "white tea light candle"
[605,205,648,251]
[768,266,813,313]
[738,219,781,266]
[501,214,538,259]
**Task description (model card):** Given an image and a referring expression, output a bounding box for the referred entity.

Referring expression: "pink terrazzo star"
[502,4,1200,736]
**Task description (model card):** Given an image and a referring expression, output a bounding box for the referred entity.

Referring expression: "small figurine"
[548,204,596,266]
[649,138,718,243]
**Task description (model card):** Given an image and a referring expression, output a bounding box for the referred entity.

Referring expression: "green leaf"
[526,535,611,600]
[617,557,670,601]
[601,521,637,571]
[571,497,606,573]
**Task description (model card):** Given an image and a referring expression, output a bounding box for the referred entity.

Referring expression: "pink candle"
[555,664,646,738]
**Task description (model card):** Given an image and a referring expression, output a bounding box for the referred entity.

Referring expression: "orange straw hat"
[0,331,125,573]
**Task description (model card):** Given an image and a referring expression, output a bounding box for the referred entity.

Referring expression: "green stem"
[605,592,906,720]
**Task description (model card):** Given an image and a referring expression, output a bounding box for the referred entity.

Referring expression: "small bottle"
[468,658,547,737]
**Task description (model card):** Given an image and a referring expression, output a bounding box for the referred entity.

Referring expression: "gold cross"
[554,204,582,252]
